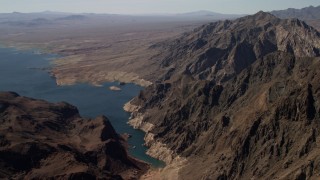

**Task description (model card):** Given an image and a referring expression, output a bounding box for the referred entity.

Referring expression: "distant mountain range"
[176,10,243,19]
[2,5,320,21]
[54,15,87,21]
[0,15,87,27]
[0,10,242,28]
[271,5,320,20]
[270,5,320,31]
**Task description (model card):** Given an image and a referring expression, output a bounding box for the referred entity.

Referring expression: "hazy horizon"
[1,0,319,15]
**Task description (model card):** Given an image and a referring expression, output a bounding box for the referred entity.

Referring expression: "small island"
[109,85,121,91]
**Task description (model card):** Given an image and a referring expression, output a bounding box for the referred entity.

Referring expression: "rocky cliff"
[127,12,320,179]
[0,92,148,179]
[150,11,320,84]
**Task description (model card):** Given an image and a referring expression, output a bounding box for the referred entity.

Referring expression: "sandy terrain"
[0,13,218,86]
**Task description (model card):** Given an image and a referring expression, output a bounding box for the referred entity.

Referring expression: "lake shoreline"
[0,46,163,168]
[0,42,153,87]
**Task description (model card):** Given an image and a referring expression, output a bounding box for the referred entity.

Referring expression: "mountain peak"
[234,11,279,27]
[251,11,277,21]
[153,10,320,83]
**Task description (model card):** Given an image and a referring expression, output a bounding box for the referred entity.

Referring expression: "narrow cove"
[0,47,165,168]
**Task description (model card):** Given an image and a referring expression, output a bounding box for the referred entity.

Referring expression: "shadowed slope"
[0,92,148,179]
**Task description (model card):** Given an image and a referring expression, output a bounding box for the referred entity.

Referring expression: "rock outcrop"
[128,12,320,179]
[0,92,148,179]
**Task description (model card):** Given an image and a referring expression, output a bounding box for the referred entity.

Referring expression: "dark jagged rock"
[0,92,148,179]
[150,11,320,85]
[129,11,320,179]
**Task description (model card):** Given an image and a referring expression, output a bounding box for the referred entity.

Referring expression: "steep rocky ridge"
[271,5,320,31]
[271,5,320,20]
[0,92,148,179]
[127,12,320,179]
[149,11,320,85]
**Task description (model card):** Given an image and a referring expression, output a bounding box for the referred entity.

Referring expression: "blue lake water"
[0,47,164,167]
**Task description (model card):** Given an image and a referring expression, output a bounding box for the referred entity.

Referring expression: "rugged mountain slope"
[126,12,320,179]
[150,11,320,84]
[271,5,320,20]
[0,92,147,179]
[271,6,320,31]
